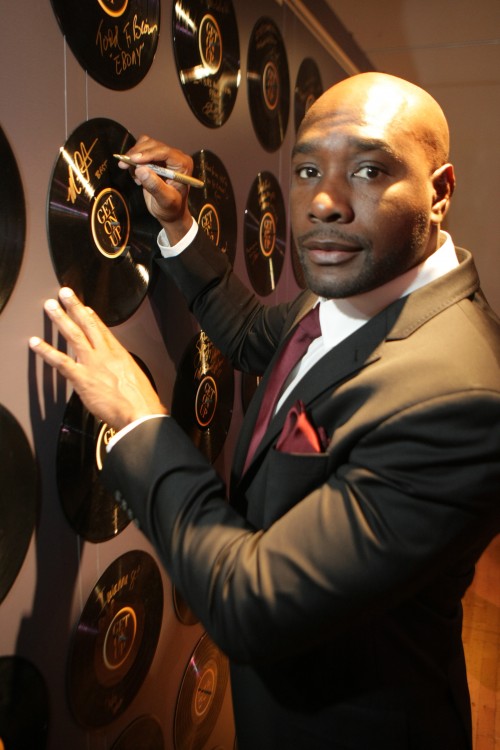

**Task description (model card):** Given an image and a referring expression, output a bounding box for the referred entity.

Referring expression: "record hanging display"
[67,550,163,728]
[171,331,234,463]
[0,126,26,314]
[247,17,290,152]
[0,404,37,605]
[50,0,160,90]
[172,0,240,128]
[189,150,237,266]
[111,715,164,749]
[0,656,49,749]
[243,171,286,296]
[47,118,157,326]
[174,633,229,750]
[294,57,323,133]
[56,354,156,543]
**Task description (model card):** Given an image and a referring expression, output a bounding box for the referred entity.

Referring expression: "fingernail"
[60,287,73,298]
[29,336,41,347]
[45,299,59,311]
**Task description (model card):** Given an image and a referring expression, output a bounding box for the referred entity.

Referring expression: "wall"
[0,1,365,748]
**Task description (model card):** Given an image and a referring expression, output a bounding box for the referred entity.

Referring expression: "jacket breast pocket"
[258,448,331,527]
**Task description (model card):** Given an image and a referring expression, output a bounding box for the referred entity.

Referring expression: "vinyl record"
[174,633,229,750]
[247,17,290,152]
[47,118,157,326]
[243,171,286,296]
[294,57,323,132]
[111,715,164,749]
[50,0,160,90]
[67,550,163,728]
[56,355,156,543]
[0,126,26,314]
[171,331,234,463]
[0,656,49,749]
[188,150,237,265]
[172,0,240,128]
[0,404,37,605]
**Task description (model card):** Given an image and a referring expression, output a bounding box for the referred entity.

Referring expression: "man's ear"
[431,163,455,224]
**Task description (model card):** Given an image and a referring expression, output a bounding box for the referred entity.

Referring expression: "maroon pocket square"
[276,400,328,454]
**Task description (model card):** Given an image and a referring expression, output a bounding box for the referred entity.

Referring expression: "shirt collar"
[318,232,459,346]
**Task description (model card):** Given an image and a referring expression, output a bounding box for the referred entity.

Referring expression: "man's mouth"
[300,239,363,265]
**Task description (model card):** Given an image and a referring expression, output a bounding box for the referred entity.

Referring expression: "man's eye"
[296,166,320,179]
[353,165,381,180]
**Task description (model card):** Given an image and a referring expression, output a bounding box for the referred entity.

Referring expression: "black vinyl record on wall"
[0,404,37,605]
[294,57,323,132]
[189,149,237,265]
[56,354,156,543]
[172,0,240,128]
[247,17,290,152]
[171,331,234,463]
[243,171,286,296]
[0,126,26,314]
[67,550,163,728]
[50,0,160,90]
[47,118,157,326]
[0,656,49,748]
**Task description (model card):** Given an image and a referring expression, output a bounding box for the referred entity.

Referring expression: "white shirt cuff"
[106,414,169,452]
[157,216,198,258]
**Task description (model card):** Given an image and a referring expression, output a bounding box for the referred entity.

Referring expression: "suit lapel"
[233,247,479,481]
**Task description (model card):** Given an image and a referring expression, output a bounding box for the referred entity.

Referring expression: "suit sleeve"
[102,387,500,665]
[154,229,310,374]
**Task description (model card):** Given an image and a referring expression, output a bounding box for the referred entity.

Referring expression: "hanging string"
[85,71,89,122]
[63,36,68,139]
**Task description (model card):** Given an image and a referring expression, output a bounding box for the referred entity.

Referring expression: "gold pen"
[113,153,204,189]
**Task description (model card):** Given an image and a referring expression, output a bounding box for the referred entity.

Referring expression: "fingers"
[36,288,117,361]
[29,335,78,379]
[46,289,101,352]
[126,135,194,175]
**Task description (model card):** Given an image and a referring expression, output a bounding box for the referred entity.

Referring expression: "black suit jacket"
[103,232,500,749]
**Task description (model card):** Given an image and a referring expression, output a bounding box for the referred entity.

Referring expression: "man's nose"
[308,184,353,223]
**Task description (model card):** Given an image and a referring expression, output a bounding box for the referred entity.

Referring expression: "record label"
[247,17,290,152]
[243,172,286,296]
[68,550,163,728]
[47,118,157,326]
[50,0,160,90]
[91,187,130,258]
[174,634,229,750]
[189,150,237,265]
[57,354,155,542]
[0,127,26,314]
[294,57,323,132]
[172,0,240,128]
[0,404,37,605]
[172,332,234,463]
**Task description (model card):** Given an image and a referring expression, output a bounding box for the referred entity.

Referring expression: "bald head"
[302,72,450,170]
[291,71,456,298]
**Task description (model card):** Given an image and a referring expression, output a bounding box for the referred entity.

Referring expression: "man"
[30,73,500,749]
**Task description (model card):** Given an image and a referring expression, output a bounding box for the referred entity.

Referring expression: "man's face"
[290,93,439,299]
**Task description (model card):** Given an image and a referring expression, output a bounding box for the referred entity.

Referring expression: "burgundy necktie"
[243,304,321,472]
